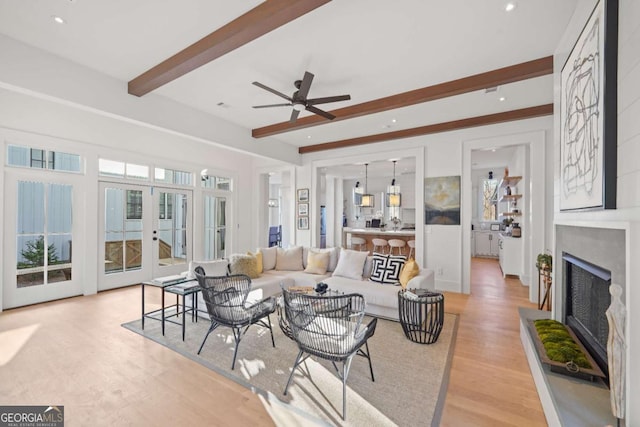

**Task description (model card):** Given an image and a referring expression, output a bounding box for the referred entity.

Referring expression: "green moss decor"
[533,319,591,369]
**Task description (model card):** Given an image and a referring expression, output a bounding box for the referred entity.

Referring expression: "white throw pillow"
[276,246,304,271]
[332,248,369,280]
[304,250,330,275]
[189,260,229,278]
[259,246,277,271]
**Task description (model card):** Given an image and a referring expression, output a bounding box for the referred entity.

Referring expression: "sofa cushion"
[304,250,330,275]
[276,246,304,271]
[324,276,399,308]
[369,253,406,285]
[247,251,263,273]
[399,258,420,288]
[188,259,228,278]
[229,253,259,279]
[332,248,368,280]
[303,247,339,272]
[258,246,277,271]
[363,255,374,279]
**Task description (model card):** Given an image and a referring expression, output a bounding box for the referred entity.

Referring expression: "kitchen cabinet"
[474,231,499,258]
[498,234,522,277]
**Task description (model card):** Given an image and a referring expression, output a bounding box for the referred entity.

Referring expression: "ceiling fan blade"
[306,105,335,120]
[306,94,351,105]
[289,109,300,122]
[297,71,314,100]
[252,103,293,109]
[252,81,292,102]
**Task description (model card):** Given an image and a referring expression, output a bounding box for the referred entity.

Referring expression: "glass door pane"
[203,194,226,260]
[104,188,144,273]
[16,181,73,287]
[157,191,188,267]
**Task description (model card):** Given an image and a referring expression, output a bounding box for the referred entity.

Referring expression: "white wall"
[553,0,640,423]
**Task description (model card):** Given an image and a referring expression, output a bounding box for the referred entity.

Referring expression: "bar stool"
[351,236,367,251]
[388,239,406,255]
[407,240,416,259]
[372,238,389,254]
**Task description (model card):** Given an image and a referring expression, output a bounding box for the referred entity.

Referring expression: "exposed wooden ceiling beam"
[128,0,331,97]
[298,104,553,154]
[252,56,553,138]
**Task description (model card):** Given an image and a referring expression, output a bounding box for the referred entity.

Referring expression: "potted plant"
[537,253,552,272]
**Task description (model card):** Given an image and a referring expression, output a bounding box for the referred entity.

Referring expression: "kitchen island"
[342,227,415,254]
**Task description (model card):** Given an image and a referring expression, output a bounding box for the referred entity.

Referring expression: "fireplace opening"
[563,252,612,380]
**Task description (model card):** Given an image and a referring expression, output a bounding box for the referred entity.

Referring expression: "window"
[481,179,498,221]
[158,192,173,220]
[126,190,143,219]
[7,145,81,173]
[202,175,232,191]
[16,181,73,286]
[155,167,193,186]
[99,159,149,180]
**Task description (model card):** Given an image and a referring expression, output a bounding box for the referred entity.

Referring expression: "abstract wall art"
[560,0,618,211]
[425,176,460,225]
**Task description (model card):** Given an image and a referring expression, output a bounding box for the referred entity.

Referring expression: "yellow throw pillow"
[399,258,420,289]
[229,253,259,279]
[304,250,330,275]
[248,251,263,274]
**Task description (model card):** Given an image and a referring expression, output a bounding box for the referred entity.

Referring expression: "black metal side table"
[398,289,444,344]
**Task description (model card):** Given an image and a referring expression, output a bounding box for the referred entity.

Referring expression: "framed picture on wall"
[297,216,309,230]
[298,203,309,216]
[297,188,309,202]
[559,0,617,211]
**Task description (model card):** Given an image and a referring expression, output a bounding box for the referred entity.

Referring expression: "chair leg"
[360,341,375,382]
[197,322,218,354]
[342,356,354,421]
[284,349,305,396]
[267,314,275,348]
[231,327,242,370]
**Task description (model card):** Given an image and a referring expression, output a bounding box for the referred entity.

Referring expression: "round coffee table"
[398,289,444,344]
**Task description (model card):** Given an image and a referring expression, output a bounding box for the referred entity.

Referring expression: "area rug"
[122,312,458,427]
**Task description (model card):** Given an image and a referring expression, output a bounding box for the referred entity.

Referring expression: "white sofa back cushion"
[259,246,277,271]
[332,248,369,280]
[276,246,304,271]
[188,259,228,278]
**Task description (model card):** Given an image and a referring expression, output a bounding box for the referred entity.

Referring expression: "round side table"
[398,289,444,344]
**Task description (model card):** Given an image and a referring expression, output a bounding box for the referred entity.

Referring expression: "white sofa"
[190,246,435,322]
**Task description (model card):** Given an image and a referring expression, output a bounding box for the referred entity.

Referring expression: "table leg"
[161,288,165,336]
[182,295,186,341]
[141,283,145,330]
[194,293,198,323]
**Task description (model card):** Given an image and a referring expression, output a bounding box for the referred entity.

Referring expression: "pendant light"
[361,163,375,208]
[387,160,401,207]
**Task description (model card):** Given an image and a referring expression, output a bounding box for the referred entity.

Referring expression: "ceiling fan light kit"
[252,71,350,123]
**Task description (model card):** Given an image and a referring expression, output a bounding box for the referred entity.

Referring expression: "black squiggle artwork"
[562,16,601,201]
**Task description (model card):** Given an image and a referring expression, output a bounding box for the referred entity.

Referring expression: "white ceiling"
[0,0,578,150]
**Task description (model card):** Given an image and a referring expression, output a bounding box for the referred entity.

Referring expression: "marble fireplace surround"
[520,221,631,426]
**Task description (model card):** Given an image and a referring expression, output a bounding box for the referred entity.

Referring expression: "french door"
[98,182,192,290]
[3,173,82,308]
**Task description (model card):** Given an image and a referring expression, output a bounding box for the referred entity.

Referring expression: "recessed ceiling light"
[505,3,516,12]
[492,149,497,152]
[52,15,66,24]
[307,135,311,139]
[391,119,397,123]
[499,97,506,102]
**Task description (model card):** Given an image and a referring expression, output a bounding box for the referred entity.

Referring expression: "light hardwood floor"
[0,258,545,426]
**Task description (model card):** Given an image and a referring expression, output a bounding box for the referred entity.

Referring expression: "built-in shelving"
[499,176,522,218]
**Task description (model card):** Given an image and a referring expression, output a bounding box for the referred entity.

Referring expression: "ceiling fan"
[252,71,351,122]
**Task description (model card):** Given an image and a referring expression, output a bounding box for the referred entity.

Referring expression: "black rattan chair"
[194,268,276,370]
[282,289,377,421]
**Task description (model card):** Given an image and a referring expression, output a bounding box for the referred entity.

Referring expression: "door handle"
[153,237,158,241]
